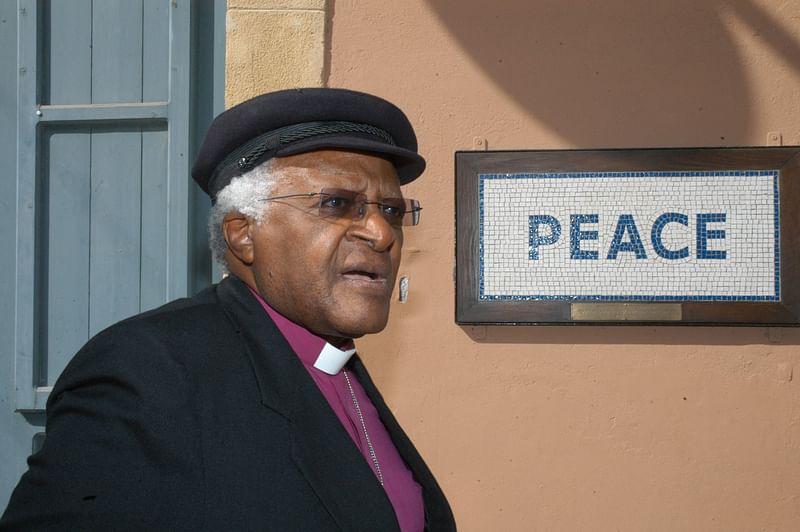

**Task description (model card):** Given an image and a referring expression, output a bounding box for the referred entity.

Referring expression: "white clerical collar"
[313,342,357,375]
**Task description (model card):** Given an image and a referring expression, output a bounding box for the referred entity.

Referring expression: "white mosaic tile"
[479,171,779,301]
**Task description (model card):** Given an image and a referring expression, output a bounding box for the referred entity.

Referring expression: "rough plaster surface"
[229,0,326,9]
[225,4,325,106]
[323,1,800,531]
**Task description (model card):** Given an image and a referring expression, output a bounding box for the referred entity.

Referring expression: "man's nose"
[347,205,397,251]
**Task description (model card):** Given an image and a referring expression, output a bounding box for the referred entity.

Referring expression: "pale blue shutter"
[12,0,223,411]
[1,2,224,505]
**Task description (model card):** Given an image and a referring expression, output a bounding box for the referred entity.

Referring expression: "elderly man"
[1,89,455,531]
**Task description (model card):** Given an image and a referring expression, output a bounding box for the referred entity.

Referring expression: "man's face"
[249,149,405,341]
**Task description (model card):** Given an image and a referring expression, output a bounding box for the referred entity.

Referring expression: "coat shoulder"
[48,280,248,403]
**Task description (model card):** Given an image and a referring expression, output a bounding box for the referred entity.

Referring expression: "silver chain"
[343,370,384,486]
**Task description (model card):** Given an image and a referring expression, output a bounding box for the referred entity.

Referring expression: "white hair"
[207,160,284,269]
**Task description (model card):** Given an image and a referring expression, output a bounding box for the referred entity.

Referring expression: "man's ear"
[222,212,255,266]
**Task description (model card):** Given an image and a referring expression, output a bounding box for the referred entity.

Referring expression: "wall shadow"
[426,0,800,147]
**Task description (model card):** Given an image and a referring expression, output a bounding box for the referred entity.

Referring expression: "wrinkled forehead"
[269,149,403,194]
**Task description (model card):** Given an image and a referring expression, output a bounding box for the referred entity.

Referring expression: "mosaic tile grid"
[479,171,780,301]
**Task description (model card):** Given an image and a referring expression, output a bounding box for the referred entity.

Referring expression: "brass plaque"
[571,303,682,321]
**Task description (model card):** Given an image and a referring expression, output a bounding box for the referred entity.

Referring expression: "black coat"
[1,276,455,531]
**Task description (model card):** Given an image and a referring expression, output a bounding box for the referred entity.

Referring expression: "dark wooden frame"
[455,147,800,325]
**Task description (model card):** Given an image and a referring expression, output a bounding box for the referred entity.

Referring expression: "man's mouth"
[343,270,381,281]
[340,263,389,287]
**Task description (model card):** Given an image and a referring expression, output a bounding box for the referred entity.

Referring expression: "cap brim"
[274,135,426,185]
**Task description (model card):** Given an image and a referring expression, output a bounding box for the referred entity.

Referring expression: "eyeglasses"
[258,188,422,227]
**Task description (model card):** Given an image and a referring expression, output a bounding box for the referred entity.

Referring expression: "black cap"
[192,88,426,199]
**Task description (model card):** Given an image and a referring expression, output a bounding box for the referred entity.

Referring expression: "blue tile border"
[478,170,781,302]
[478,294,780,301]
[774,172,781,300]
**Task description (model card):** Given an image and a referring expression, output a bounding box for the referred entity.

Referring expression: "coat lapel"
[352,358,456,531]
[216,277,399,532]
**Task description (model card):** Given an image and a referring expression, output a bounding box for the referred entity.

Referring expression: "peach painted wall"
[326,1,800,530]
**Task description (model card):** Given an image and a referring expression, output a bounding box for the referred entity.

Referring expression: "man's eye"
[380,203,404,219]
[321,196,350,210]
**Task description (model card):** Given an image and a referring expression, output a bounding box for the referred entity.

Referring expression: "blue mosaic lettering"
[479,171,778,301]
[570,214,599,260]
[697,213,727,259]
[651,212,689,260]
[607,214,647,260]
[529,215,561,260]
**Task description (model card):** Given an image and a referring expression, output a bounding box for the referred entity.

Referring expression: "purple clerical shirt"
[248,288,424,532]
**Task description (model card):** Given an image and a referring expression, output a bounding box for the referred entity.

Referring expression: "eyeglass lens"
[317,188,420,226]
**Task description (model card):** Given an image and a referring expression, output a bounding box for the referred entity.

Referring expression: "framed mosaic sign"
[455,147,800,325]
